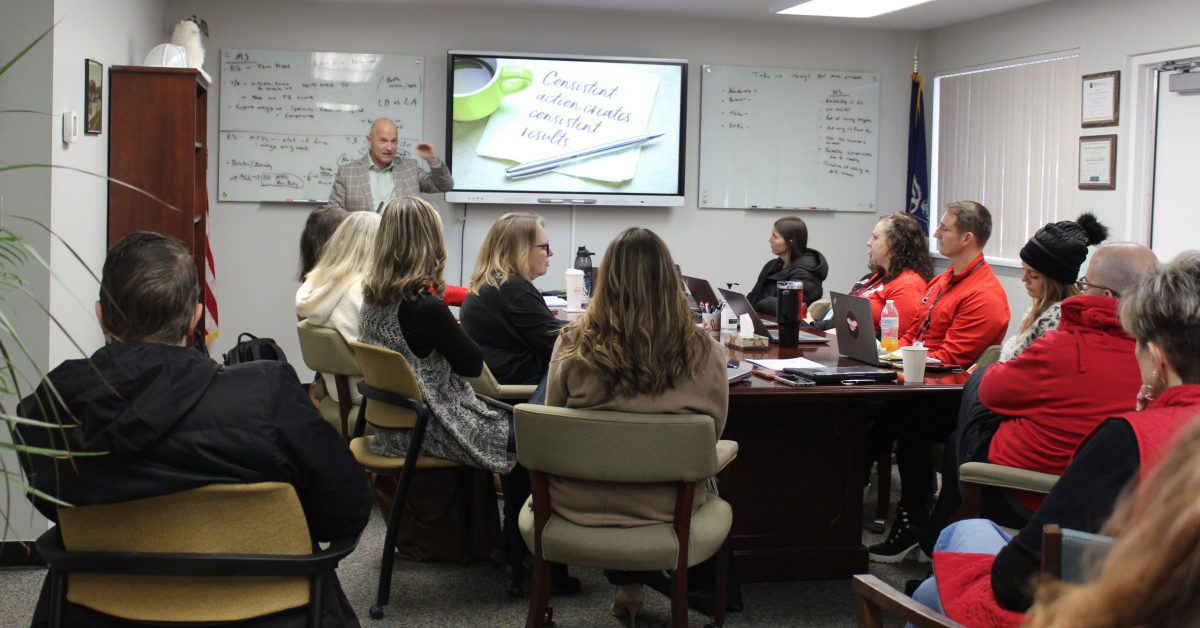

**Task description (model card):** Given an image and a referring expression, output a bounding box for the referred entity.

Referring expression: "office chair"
[296,320,362,441]
[348,340,473,620]
[36,482,357,628]
[514,403,737,628]
[850,524,1113,628]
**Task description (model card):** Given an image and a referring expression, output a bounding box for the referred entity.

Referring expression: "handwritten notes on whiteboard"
[218,48,424,203]
[699,65,879,212]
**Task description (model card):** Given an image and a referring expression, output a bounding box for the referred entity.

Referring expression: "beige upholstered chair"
[296,320,362,440]
[808,297,832,322]
[467,363,538,407]
[514,404,738,628]
[348,340,471,620]
[36,482,356,627]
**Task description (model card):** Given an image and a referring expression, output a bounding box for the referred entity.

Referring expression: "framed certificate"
[1079,135,1116,190]
[1081,71,1119,128]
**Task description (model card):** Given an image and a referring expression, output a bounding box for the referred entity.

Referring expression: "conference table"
[720,331,969,582]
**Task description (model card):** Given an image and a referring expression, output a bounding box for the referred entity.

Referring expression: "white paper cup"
[901,346,928,385]
[565,268,584,311]
[700,312,719,332]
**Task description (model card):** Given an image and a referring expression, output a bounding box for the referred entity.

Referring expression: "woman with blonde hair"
[546,227,728,623]
[296,211,380,342]
[1025,420,1200,627]
[359,196,514,473]
[461,212,563,386]
[999,213,1106,361]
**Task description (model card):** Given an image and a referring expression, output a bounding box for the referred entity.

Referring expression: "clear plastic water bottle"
[880,299,900,353]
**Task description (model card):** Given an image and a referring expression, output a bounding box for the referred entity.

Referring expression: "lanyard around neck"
[914,261,981,341]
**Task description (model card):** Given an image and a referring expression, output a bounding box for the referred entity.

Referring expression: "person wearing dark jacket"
[17,232,372,628]
[461,212,564,386]
[746,216,828,315]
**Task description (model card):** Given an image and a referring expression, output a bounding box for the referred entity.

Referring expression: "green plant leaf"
[0,19,59,78]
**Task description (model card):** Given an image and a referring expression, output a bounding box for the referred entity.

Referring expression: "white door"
[1151,69,1200,262]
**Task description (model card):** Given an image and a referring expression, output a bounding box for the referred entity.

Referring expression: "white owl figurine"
[171,20,210,82]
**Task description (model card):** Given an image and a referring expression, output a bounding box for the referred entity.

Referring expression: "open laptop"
[782,292,897,384]
[682,275,722,312]
[718,288,829,344]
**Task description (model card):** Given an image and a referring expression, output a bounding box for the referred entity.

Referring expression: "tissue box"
[722,331,769,349]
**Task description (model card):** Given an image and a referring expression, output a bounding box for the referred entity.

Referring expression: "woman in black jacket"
[461,212,564,386]
[746,216,828,315]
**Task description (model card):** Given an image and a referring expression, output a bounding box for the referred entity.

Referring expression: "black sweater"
[396,291,484,378]
[460,277,564,385]
[990,419,1138,611]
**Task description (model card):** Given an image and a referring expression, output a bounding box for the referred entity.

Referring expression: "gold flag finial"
[913,45,920,74]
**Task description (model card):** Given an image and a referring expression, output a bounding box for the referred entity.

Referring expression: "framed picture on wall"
[1081,70,1119,127]
[85,58,103,135]
[1079,134,1117,190]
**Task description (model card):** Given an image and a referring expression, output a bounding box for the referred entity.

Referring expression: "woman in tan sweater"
[546,227,728,625]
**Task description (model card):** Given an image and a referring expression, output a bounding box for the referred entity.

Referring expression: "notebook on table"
[718,288,829,344]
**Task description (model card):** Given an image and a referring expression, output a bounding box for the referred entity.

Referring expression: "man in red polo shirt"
[870,201,1010,562]
[900,201,1009,367]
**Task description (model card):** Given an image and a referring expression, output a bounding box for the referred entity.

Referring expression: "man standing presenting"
[870,200,1010,562]
[328,117,454,212]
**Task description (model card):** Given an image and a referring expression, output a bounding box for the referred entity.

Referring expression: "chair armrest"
[476,394,515,413]
[959,462,1059,494]
[851,574,965,628]
[494,384,537,401]
[37,527,360,578]
[715,440,738,473]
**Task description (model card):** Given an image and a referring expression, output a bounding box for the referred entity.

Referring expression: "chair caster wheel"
[508,584,525,598]
[544,607,555,625]
[369,605,384,620]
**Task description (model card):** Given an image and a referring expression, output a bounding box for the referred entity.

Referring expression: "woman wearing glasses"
[998,213,1107,361]
[461,212,563,389]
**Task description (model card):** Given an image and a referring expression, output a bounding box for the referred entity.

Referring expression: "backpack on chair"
[222,332,288,365]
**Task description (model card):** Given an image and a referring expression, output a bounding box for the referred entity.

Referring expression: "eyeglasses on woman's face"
[534,243,552,253]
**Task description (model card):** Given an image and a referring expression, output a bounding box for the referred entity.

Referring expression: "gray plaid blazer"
[327,155,454,212]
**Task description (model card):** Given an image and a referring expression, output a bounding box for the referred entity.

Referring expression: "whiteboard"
[699,64,879,211]
[218,48,424,203]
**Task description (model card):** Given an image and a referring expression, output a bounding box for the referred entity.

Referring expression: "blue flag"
[906,72,930,231]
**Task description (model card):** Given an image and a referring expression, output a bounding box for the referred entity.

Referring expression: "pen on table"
[505,132,664,177]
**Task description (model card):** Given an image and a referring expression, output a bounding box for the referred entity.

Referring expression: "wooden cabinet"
[107,66,209,286]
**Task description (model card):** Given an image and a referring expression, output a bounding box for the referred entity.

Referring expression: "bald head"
[1084,242,1159,298]
[366,118,399,169]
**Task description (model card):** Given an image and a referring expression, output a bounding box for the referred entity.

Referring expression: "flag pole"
[913,44,920,74]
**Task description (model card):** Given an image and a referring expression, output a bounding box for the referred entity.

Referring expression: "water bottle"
[720,301,738,336]
[573,246,594,301]
[880,299,900,353]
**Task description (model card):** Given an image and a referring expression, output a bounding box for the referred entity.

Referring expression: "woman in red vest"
[911,251,1200,627]
[1025,420,1200,626]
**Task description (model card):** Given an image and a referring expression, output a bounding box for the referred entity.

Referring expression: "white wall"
[49,0,167,364]
[1,0,55,545]
[925,0,1200,321]
[167,0,923,377]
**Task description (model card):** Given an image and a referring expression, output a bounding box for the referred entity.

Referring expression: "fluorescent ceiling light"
[776,0,936,18]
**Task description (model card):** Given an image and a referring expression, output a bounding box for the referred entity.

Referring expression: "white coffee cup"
[901,346,928,385]
[565,268,584,312]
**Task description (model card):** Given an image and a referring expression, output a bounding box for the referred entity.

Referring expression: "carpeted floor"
[0,473,928,627]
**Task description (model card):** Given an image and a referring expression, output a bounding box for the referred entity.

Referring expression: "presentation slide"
[447,53,685,201]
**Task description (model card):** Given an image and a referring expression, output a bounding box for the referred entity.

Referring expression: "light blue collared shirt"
[368,160,395,212]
